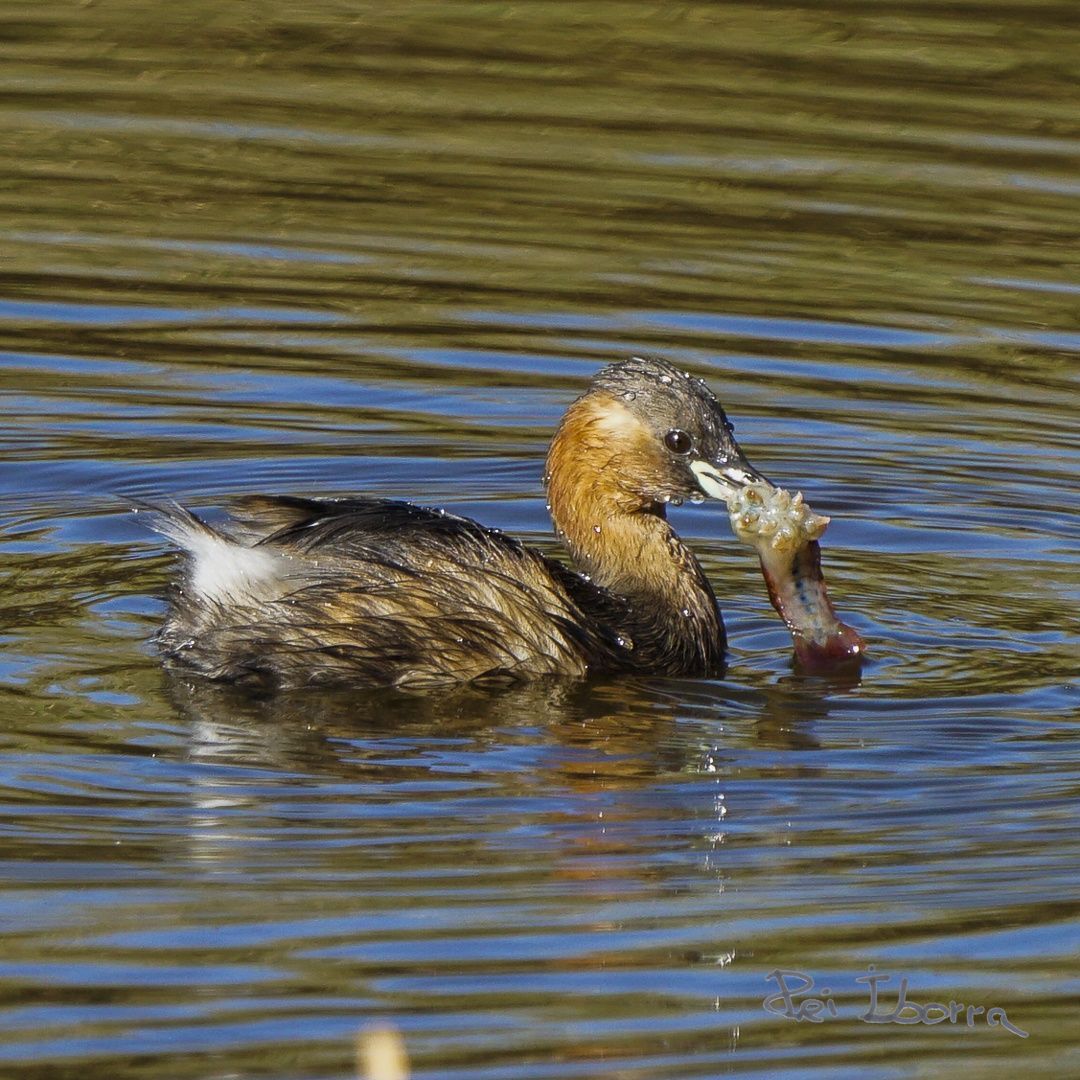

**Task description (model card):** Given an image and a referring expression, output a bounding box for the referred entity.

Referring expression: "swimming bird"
[143,356,769,689]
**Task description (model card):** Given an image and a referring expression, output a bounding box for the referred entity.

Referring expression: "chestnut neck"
[544,393,724,669]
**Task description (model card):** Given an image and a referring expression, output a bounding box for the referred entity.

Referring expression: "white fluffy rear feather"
[137,501,284,604]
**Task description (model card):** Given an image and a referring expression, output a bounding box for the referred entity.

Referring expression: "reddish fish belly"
[728,483,864,672]
[759,539,865,672]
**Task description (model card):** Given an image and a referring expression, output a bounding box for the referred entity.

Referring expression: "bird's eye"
[664,429,693,455]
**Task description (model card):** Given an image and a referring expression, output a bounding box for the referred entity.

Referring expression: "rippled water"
[1,2,1078,1077]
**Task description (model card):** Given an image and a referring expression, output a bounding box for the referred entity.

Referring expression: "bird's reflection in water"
[164,666,855,807]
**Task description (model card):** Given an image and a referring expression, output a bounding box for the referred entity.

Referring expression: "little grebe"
[144,356,855,689]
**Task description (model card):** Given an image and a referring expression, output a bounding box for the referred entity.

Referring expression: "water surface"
[0,2,1078,1078]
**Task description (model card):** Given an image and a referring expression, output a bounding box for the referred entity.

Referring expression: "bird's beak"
[690,451,770,502]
